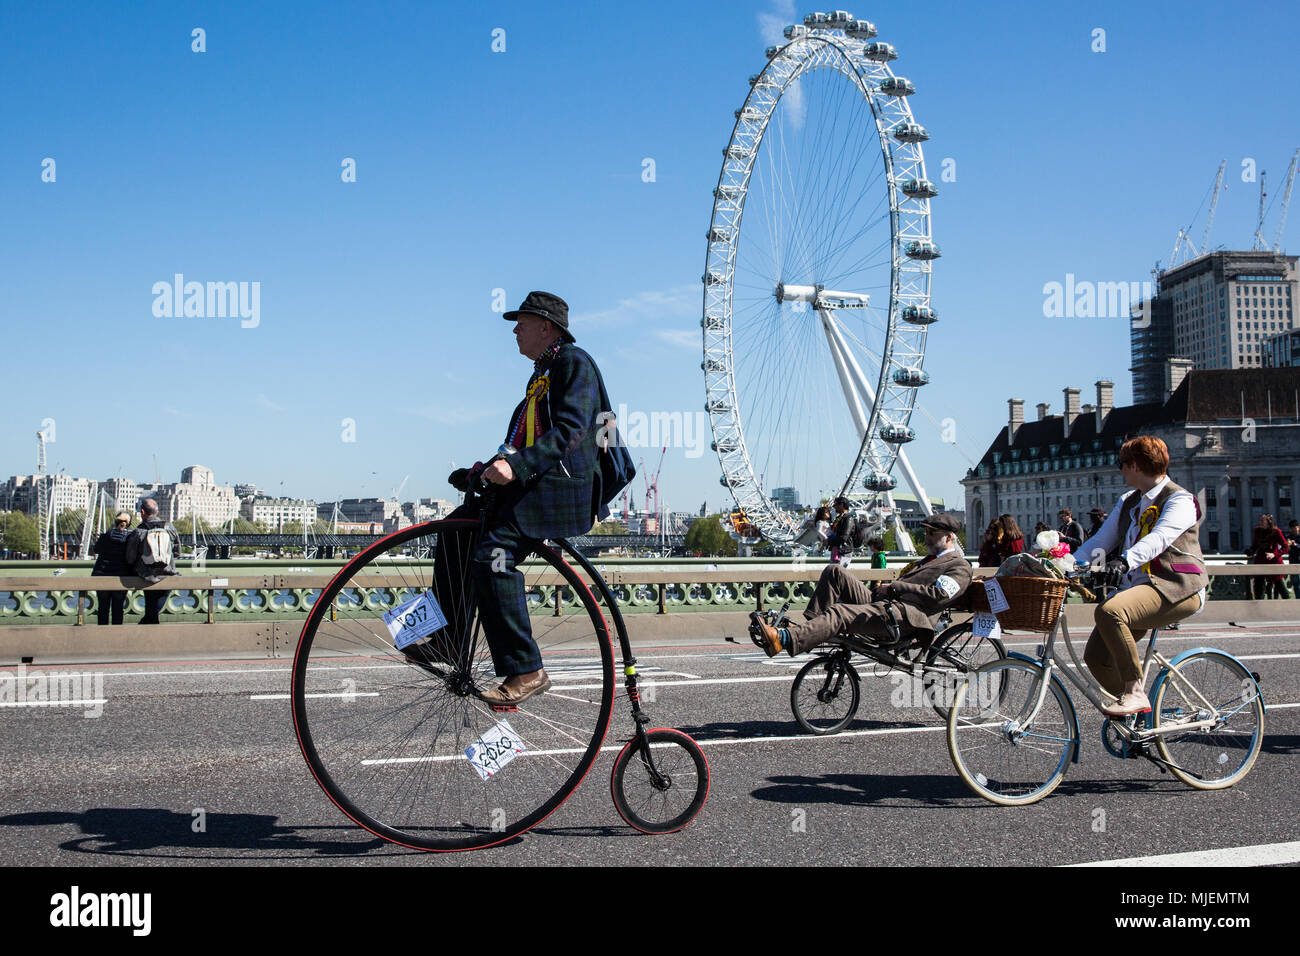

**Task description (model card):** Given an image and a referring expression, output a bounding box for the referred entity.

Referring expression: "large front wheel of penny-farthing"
[291,518,614,851]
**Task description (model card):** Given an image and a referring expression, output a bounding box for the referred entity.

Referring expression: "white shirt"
[1074,476,1206,611]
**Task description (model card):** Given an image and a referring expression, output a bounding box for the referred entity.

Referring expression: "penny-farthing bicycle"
[291,479,709,851]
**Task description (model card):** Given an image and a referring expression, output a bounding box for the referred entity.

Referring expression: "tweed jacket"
[882,549,973,633]
[499,343,608,540]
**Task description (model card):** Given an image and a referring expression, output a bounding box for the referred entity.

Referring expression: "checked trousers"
[433,500,543,678]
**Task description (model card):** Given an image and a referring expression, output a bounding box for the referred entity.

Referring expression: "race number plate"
[972,611,1002,640]
[983,579,1011,614]
[383,590,449,650]
[465,719,525,780]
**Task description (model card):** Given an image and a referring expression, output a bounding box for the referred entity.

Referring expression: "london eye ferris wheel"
[702,10,940,549]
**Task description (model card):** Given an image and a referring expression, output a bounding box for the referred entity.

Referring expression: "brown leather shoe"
[749,612,790,657]
[480,669,551,705]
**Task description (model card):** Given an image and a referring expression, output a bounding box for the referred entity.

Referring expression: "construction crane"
[1201,159,1226,254]
[36,430,49,561]
[1169,160,1226,267]
[1252,171,1268,251]
[1274,148,1298,253]
[643,447,666,534]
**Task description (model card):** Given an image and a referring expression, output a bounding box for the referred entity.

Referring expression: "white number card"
[983,579,1011,614]
[383,590,449,650]
[972,611,1002,640]
[464,719,525,780]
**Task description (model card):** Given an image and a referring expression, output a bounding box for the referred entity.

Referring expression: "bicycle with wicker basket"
[945,569,1266,805]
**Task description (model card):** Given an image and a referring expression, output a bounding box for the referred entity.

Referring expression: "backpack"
[849,517,869,551]
[138,526,174,575]
[583,358,636,518]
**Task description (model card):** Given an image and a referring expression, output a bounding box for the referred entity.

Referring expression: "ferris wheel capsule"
[892,367,930,387]
[803,12,831,28]
[863,41,897,61]
[879,77,916,96]
[904,239,941,260]
[865,473,898,492]
[879,425,916,444]
[893,122,930,143]
[783,24,808,40]
[845,19,877,39]
[900,305,939,325]
[901,178,939,199]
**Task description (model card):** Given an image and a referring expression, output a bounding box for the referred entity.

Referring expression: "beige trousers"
[1084,584,1201,696]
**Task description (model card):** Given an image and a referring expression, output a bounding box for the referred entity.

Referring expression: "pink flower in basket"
[1048,542,1071,559]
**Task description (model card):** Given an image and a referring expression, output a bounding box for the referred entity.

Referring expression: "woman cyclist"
[1071,436,1209,717]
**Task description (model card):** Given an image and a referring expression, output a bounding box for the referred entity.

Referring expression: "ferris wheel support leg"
[820,310,932,552]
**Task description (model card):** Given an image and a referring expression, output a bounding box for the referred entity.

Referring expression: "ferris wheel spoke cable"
[797,85,883,278]
[812,178,892,280]
[811,170,891,279]
[782,72,857,278]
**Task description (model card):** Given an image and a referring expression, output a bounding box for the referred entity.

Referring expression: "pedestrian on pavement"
[1246,514,1289,600]
[826,497,856,566]
[866,536,888,570]
[1057,508,1085,552]
[123,498,180,624]
[90,511,133,625]
[1087,507,1107,538]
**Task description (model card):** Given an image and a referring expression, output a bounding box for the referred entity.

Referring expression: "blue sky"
[3,0,1298,516]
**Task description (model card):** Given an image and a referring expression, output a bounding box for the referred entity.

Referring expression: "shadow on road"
[750,772,1186,808]
[671,717,933,740]
[0,807,434,860]
[1263,733,1299,756]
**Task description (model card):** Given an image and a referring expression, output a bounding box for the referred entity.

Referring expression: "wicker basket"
[969,575,1069,632]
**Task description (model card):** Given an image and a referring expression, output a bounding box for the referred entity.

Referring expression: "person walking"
[123,498,180,624]
[90,511,133,625]
[1086,508,1107,538]
[1246,514,1288,600]
[866,536,888,570]
[1057,508,1085,552]
[826,497,857,566]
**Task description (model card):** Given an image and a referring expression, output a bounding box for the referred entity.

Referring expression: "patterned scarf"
[507,339,564,449]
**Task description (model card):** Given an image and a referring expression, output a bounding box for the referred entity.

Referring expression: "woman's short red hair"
[1119,436,1170,476]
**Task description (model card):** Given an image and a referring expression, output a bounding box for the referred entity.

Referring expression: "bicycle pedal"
[490,703,518,713]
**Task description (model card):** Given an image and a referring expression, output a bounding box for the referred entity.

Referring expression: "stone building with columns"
[961,365,1300,554]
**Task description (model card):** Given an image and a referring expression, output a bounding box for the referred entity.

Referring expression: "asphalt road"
[2,620,1298,867]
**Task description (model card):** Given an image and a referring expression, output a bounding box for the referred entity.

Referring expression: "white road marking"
[0,699,108,708]
[250,692,379,700]
[362,722,950,765]
[1068,840,1300,867]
